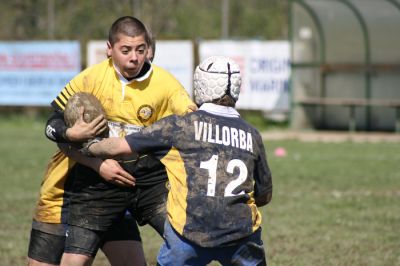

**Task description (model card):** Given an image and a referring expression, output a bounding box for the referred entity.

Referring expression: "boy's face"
[107,33,148,79]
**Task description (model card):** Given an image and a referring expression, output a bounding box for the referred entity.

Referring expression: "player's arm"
[168,82,197,115]
[45,107,107,143]
[88,115,176,158]
[253,135,273,207]
[45,70,107,143]
[255,191,272,207]
[65,107,107,142]
[58,142,135,187]
[254,161,273,207]
[45,110,69,142]
[87,137,135,158]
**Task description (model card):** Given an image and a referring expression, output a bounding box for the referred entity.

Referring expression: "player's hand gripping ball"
[64,92,109,139]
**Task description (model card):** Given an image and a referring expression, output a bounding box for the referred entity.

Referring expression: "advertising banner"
[87,40,193,96]
[0,41,81,106]
[199,40,290,111]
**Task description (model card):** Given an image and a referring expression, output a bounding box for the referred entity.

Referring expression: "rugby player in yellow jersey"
[27,16,195,266]
[85,56,273,266]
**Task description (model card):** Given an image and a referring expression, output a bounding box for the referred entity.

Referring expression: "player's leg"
[27,221,66,266]
[146,210,166,237]
[60,225,101,266]
[60,254,93,266]
[100,212,146,266]
[61,218,146,266]
[217,227,267,266]
[63,165,134,265]
[101,241,145,266]
[60,216,145,266]
[134,180,169,237]
[157,220,211,266]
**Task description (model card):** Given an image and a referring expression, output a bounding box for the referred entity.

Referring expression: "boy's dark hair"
[108,16,150,47]
[212,95,236,107]
[148,32,156,61]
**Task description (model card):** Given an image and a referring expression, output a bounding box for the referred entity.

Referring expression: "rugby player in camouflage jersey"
[86,56,273,266]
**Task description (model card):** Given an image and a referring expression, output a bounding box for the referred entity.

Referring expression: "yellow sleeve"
[167,84,196,116]
[52,60,106,110]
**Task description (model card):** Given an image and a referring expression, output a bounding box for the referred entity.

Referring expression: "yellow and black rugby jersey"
[52,58,193,126]
[126,104,273,247]
[34,58,194,223]
[33,150,76,223]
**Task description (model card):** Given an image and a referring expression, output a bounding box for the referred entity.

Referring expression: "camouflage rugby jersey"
[126,103,272,247]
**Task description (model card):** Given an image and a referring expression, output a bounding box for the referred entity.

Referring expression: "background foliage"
[0,0,288,41]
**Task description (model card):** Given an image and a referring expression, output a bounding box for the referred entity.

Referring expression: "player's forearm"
[58,143,103,172]
[88,137,133,158]
[45,111,69,143]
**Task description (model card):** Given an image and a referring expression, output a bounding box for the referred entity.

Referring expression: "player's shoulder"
[155,113,193,130]
[240,118,259,132]
[226,116,263,142]
[157,113,181,125]
[75,59,111,80]
[84,58,112,74]
[149,64,186,96]
[242,121,266,153]
[151,64,179,81]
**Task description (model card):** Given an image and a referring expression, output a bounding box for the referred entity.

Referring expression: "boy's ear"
[106,41,112,57]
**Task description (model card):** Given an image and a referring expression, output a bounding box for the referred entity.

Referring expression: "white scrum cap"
[193,56,241,106]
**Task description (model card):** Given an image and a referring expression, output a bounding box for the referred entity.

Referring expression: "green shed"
[289,0,400,132]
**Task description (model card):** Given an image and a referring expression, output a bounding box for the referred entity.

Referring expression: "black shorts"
[130,180,169,236]
[28,217,141,264]
[68,164,168,233]
[65,213,142,258]
[28,227,65,264]
[131,180,169,226]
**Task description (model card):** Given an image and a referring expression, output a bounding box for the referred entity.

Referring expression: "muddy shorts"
[130,180,169,236]
[68,164,168,229]
[28,217,141,264]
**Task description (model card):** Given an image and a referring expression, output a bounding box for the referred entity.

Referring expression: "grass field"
[0,116,399,265]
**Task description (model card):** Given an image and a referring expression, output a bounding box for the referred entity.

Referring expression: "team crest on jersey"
[137,104,154,122]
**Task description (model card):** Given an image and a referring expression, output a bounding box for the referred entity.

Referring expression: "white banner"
[87,40,194,97]
[199,40,290,111]
[0,41,80,106]
[87,40,108,67]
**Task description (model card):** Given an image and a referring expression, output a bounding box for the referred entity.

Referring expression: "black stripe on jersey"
[59,90,71,103]
[50,100,63,111]
[51,91,68,111]
[63,81,78,100]
[53,83,77,110]
[63,85,74,98]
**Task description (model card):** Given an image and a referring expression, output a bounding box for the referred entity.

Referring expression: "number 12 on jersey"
[200,154,248,197]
